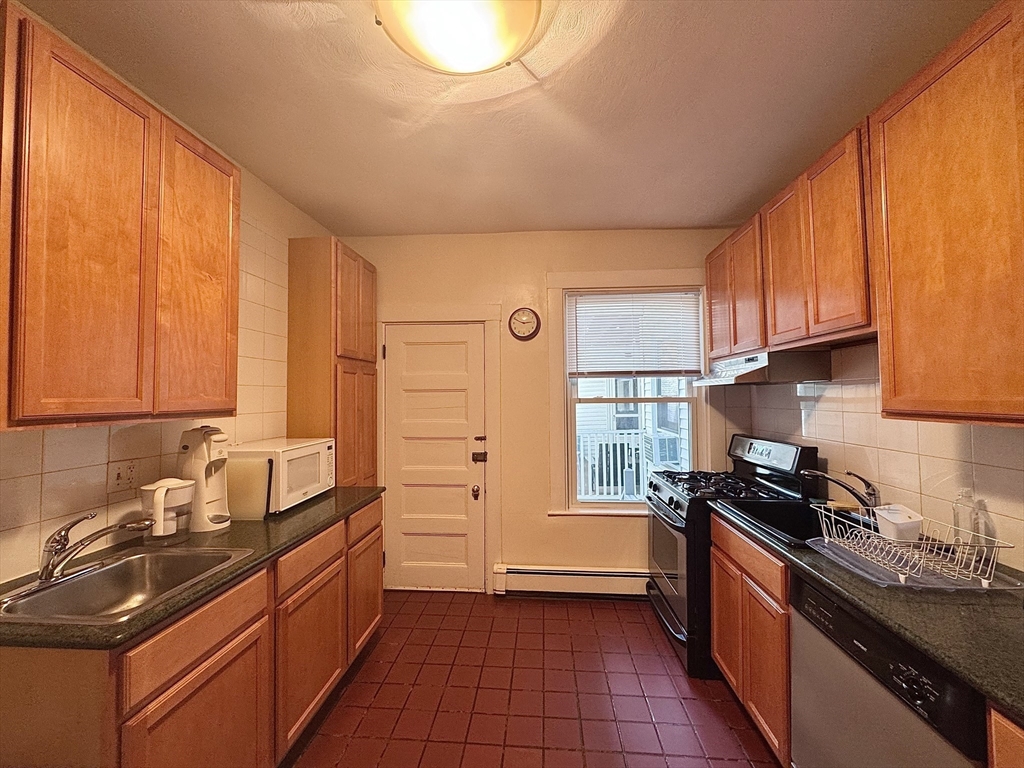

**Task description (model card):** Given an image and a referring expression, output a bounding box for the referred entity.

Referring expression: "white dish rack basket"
[809,504,1019,590]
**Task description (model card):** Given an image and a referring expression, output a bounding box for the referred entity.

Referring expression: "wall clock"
[508,307,541,341]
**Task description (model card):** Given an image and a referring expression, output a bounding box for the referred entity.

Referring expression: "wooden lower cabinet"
[349,525,384,661]
[711,527,791,767]
[275,557,347,760]
[121,616,273,768]
[710,547,744,693]
[741,575,790,764]
[990,707,1024,768]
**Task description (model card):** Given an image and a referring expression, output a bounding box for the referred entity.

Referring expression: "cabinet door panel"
[710,547,743,694]
[763,181,809,345]
[359,260,377,362]
[349,525,383,661]
[336,359,359,486]
[336,243,361,359]
[276,557,346,760]
[12,18,159,419]
[706,242,732,359]
[357,360,377,485]
[728,216,766,353]
[990,708,1024,768]
[870,4,1023,423]
[741,576,790,766]
[121,617,272,768]
[806,128,870,336]
[156,120,239,413]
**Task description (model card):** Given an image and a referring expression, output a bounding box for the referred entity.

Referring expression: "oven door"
[647,495,688,639]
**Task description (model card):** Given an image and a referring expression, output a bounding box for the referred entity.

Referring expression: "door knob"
[472,485,481,500]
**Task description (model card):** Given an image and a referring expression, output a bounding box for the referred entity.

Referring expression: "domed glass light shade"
[374,0,542,75]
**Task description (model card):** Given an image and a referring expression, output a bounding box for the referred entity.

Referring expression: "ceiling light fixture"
[374,0,542,75]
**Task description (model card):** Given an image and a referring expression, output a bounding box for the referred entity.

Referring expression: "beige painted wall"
[344,229,728,574]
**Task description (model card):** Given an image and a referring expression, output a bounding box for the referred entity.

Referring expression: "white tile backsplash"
[748,342,1024,571]
[0,179,304,581]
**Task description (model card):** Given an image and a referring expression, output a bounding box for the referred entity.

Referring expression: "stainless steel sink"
[0,547,253,624]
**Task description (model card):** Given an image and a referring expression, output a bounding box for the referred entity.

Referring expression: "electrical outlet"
[107,460,138,493]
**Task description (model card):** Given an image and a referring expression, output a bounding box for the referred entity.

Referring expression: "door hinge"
[382,550,386,568]
[382,344,386,359]
[472,451,488,463]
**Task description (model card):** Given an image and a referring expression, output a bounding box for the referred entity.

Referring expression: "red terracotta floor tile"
[544,748,585,768]
[379,739,426,768]
[419,740,465,768]
[462,743,504,767]
[307,591,781,768]
[503,746,544,768]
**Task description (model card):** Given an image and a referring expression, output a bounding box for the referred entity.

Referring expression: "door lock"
[472,485,481,500]
[472,451,488,463]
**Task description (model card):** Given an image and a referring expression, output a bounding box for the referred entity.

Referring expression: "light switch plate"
[107,460,138,493]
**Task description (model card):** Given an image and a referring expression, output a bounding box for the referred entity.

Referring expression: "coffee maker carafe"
[178,426,231,532]
[141,478,195,537]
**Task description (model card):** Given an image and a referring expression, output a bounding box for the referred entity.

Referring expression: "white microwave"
[227,437,335,518]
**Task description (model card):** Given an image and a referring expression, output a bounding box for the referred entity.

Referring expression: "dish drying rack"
[808,504,1021,590]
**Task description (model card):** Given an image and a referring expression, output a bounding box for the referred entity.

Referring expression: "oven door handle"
[646,580,687,643]
[647,496,686,534]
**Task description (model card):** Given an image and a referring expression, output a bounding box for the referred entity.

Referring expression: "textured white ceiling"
[24,0,993,236]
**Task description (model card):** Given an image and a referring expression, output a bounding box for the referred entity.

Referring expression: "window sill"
[548,508,649,518]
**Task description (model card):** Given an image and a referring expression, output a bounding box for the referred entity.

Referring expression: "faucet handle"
[844,471,880,505]
[42,512,98,552]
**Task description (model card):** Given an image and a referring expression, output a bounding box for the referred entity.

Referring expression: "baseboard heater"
[492,564,650,596]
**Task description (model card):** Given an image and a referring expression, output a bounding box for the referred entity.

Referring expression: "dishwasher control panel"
[791,576,987,762]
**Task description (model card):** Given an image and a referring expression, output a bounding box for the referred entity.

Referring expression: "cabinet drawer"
[711,517,787,604]
[348,498,383,546]
[276,520,346,599]
[121,569,268,712]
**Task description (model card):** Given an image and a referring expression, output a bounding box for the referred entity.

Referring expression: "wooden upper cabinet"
[155,120,240,414]
[805,126,871,337]
[869,0,1024,424]
[337,243,376,362]
[728,215,766,354]
[359,259,378,362]
[705,242,732,359]
[336,243,361,360]
[762,180,809,345]
[9,16,160,420]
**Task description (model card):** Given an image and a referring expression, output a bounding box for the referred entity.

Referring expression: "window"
[565,290,702,505]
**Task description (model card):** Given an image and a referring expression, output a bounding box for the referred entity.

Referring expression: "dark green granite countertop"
[0,486,383,651]
[712,504,1024,728]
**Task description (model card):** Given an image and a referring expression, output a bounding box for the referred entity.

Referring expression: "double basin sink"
[0,547,253,625]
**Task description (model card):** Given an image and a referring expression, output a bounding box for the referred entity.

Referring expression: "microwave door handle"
[265,459,274,516]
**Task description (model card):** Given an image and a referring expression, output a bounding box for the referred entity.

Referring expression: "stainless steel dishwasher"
[790,577,986,768]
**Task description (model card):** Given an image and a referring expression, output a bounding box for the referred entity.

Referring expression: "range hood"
[693,350,831,387]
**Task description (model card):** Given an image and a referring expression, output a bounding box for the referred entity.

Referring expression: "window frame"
[544,268,707,518]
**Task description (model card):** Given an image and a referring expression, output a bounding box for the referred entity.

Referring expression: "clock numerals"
[508,307,540,341]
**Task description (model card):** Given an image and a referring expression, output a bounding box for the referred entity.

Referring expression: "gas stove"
[654,470,788,501]
[646,435,820,681]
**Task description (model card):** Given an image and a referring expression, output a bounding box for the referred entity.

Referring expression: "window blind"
[565,290,702,377]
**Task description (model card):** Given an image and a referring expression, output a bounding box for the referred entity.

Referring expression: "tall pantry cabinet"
[287,237,378,486]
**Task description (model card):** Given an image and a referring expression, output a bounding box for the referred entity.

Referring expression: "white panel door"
[383,323,486,590]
